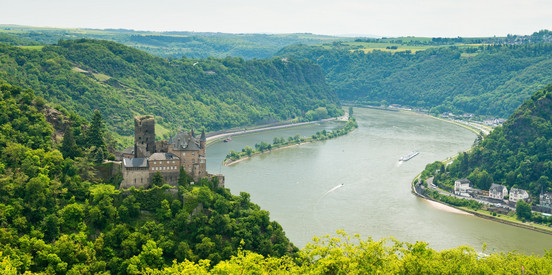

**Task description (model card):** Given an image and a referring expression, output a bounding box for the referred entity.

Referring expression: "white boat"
[399,151,419,161]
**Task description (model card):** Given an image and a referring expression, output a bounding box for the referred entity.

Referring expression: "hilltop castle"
[120,115,223,189]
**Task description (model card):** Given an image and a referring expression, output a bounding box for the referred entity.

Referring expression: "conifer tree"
[178,166,189,187]
[87,110,105,150]
[94,147,104,164]
[152,172,165,187]
[60,126,78,159]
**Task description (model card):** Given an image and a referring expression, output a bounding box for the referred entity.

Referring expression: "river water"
[207,108,552,255]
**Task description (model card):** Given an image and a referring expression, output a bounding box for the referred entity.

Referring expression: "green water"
[207,108,552,255]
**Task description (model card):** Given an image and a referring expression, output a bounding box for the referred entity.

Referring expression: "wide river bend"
[207,108,552,255]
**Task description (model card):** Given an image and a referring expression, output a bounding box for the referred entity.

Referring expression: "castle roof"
[169,130,201,151]
[200,129,206,141]
[122,146,134,155]
[183,139,200,151]
[149,152,179,161]
[123,157,148,168]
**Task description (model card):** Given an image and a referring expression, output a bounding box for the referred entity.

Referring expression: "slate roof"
[490,183,506,192]
[123,157,148,168]
[455,178,471,185]
[122,146,134,155]
[149,152,179,161]
[200,129,206,141]
[169,130,201,151]
[510,188,528,197]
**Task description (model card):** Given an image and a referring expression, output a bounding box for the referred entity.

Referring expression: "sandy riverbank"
[206,117,341,144]
[423,199,474,216]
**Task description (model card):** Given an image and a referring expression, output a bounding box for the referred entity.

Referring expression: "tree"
[152,172,165,187]
[178,166,189,187]
[60,127,79,159]
[87,110,105,150]
[516,200,532,221]
[94,147,104,164]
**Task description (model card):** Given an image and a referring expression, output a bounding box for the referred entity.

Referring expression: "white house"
[540,192,552,208]
[509,188,529,202]
[454,178,472,197]
[489,183,508,199]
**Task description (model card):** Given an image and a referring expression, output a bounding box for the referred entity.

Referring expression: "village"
[424,177,552,216]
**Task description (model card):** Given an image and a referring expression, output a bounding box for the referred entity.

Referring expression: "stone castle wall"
[121,167,150,189]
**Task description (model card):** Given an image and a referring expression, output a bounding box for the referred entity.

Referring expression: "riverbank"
[403,108,552,236]
[411,176,552,236]
[223,117,357,166]
[224,141,308,166]
[350,104,493,136]
[206,116,345,145]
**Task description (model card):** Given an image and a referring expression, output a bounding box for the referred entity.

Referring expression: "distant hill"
[0,25,349,59]
[278,37,552,118]
[434,84,552,197]
[0,39,342,138]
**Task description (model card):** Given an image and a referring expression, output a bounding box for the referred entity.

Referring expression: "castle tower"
[198,129,207,177]
[134,115,156,158]
[199,129,206,156]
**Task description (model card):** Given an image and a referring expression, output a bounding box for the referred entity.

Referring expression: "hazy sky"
[3,0,552,37]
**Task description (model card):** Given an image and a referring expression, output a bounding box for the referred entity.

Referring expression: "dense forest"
[278,41,552,118]
[423,84,552,202]
[0,82,297,274]
[0,39,342,141]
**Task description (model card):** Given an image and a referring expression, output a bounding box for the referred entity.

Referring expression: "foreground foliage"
[144,232,552,274]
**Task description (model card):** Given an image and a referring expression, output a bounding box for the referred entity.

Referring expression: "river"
[206,107,552,255]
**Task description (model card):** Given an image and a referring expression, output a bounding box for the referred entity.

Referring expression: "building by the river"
[120,115,223,189]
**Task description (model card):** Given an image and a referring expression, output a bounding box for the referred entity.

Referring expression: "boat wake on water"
[321,184,344,198]
[399,151,419,162]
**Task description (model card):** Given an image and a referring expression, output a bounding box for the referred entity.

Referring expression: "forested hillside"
[426,84,552,198]
[278,42,552,118]
[0,39,342,138]
[0,82,296,274]
[0,25,347,59]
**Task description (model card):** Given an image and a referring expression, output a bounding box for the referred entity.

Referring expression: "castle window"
[154,161,156,165]
[182,152,186,156]
[192,152,195,156]
[134,178,136,183]
[141,178,143,183]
